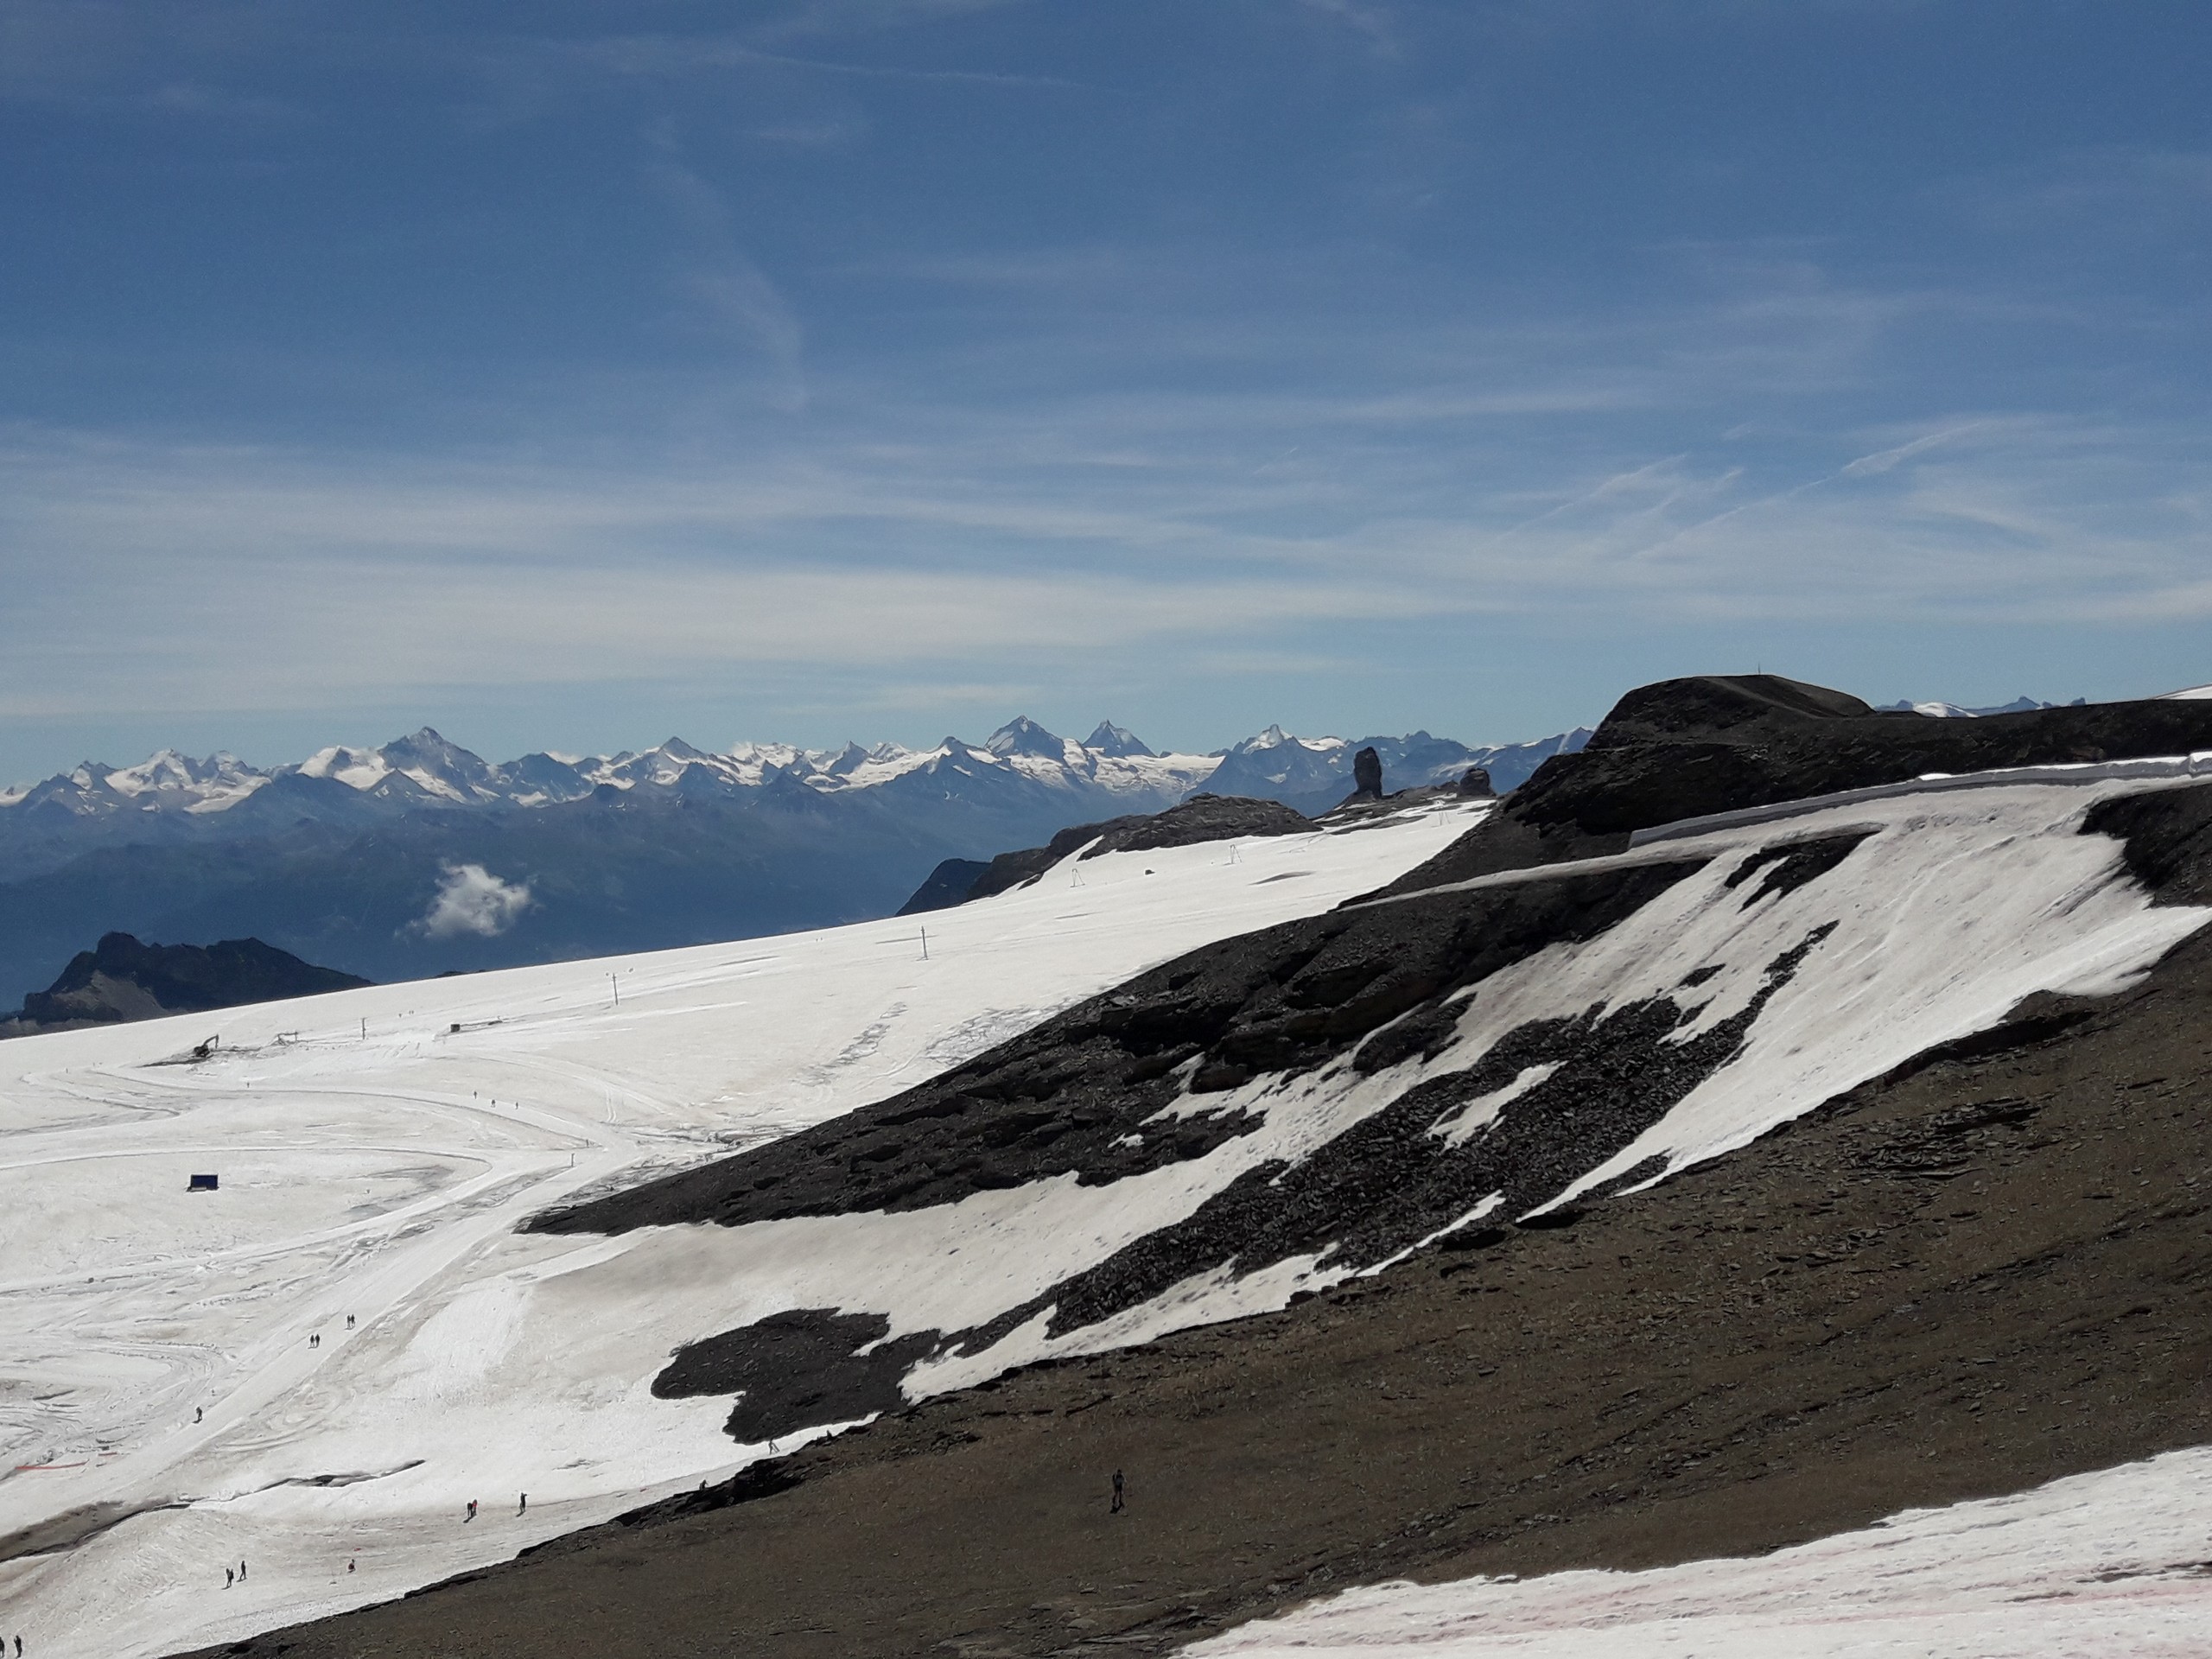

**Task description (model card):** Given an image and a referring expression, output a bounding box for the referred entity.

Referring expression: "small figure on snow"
[518,1493,527,1516]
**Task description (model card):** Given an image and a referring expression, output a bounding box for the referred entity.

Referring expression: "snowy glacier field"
[0,801,1484,1659]
[6,759,2212,1659]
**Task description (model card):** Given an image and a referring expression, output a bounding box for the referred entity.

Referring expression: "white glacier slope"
[1185,1446,2212,1659]
[0,799,1484,1659]
[654,771,2211,1418]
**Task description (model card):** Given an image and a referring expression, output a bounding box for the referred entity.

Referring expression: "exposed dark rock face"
[1371,674,2212,899]
[894,859,992,916]
[904,794,1313,910]
[1459,766,1494,798]
[2080,782,2212,905]
[0,932,370,1036]
[1351,747,1383,798]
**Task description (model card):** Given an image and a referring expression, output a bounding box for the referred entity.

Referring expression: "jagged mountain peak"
[1084,721,1155,759]
[1232,722,1334,755]
[983,716,1068,760]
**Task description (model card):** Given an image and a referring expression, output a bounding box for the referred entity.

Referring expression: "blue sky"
[3,0,2209,778]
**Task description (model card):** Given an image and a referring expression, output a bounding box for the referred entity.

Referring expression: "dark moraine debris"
[979,924,1836,1342]
[1720,830,1878,907]
[527,857,1712,1237]
[653,1311,940,1443]
[1370,674,2212,899]
[652,921,1840,1444]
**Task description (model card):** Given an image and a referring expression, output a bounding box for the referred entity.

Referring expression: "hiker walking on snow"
[226,1568,234,1588]
[239,1560,246,1580]
[518,1493,526,1516]
[466,1499,477,1522]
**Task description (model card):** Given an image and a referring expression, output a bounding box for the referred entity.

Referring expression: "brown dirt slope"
[183,908,2212,1658]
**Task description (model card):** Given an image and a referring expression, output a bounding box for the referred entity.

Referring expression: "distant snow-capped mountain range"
[0,715,1587,825]
[0,715,1591,1004]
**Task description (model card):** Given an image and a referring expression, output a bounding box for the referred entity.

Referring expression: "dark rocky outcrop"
[1459,766,1494,798]
[0,932,371,1037]
[2081,782,2212,906]
[894,859,993,916]
[1350,747,1383,799]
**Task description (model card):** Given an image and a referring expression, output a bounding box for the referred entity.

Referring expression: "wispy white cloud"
[747,0,1037,47]
[1935,148,2212,238]
[570,32,1087,92]
[1296,0,1401,56]
[3,395,2206,727]
[643,141,807,409]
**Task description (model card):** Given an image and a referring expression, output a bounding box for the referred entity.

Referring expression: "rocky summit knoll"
[1378,671,2212,891]
[0,931,370,1039]
[168,671,2212,1659]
